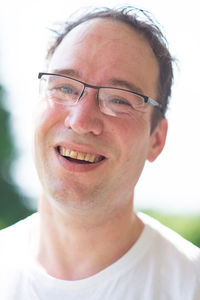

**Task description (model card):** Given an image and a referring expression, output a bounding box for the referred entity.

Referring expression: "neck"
[31,194,144,280]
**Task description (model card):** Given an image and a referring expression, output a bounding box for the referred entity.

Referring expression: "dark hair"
[46,6,174,131]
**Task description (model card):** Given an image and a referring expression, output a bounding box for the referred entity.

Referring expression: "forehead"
[49,18,159,96]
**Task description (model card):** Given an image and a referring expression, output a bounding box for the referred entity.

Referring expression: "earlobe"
[147,118,168,162]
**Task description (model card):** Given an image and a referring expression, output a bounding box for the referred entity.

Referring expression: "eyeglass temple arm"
[147,97,164,115]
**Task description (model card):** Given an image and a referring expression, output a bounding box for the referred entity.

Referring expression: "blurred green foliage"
[143,210,200,247]
[0,84,33,229]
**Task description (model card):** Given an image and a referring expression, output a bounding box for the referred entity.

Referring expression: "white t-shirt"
[0,212,199,300]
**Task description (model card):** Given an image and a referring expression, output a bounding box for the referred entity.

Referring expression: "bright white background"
[0,0,199,214]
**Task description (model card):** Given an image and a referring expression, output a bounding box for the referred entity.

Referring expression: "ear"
[147,118,168,162]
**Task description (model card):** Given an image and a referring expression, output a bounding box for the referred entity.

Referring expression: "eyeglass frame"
[38,72,163,115]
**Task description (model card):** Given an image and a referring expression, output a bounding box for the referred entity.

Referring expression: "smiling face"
[34,18,167,217]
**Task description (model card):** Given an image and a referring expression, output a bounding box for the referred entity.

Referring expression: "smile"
[57,146,104,164]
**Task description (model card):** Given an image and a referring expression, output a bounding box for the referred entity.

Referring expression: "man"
[0,6,199,299]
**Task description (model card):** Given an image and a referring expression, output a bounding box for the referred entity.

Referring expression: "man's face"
[34,18,166,215]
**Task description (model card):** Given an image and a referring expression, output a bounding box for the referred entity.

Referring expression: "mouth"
[57,146,105,164]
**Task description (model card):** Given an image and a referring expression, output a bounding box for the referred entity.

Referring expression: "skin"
[32,18,168,280]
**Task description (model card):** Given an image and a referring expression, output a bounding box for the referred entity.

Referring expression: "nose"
[64,90,104,136]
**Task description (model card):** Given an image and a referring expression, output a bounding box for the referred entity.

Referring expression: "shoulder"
[138,212,200,270]
[0,213,37,236]
[137,212,200,297]
[0,214,38,296]
[0,213,38,257]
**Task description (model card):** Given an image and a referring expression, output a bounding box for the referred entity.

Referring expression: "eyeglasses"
[38,72,163,118]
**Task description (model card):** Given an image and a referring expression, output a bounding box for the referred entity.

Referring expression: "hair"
[46,6,174,131]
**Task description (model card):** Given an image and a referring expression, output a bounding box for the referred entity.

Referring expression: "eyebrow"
[51,68,81,78]
[51,68,144,94]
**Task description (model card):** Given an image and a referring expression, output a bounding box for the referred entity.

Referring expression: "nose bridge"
[78,82,99,104]
[65,84,103,135]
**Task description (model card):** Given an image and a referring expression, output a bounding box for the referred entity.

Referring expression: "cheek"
[115,114,152,175]
[33,100,62,168]
[116,113,151,147]
[34,100,65,140]
[33,101,64,181]
[34,100,55,131]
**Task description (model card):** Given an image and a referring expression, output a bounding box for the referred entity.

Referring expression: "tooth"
[70,150,78,158]
[84,153,91,161]
[65,149,70,156]
[59,147,101,163]
[88,154,95,163]
[77,152,85,160]
[60,146,65,156]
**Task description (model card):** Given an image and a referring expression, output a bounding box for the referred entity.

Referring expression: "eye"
[53,85,80,98]
[111,98,131,106]
[59,86,75,94]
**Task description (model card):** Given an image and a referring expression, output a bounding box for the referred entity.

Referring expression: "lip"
[54,143,107,173]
